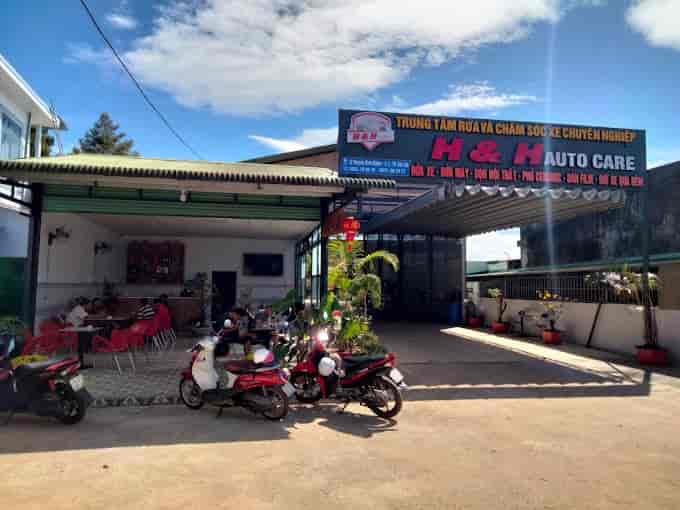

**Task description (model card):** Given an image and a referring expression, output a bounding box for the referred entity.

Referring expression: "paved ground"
[2,323,680,510]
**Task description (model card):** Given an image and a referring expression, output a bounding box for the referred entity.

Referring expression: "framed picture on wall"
[127,241,185,284]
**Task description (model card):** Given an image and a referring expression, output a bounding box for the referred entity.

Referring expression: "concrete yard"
[2,323,679,510]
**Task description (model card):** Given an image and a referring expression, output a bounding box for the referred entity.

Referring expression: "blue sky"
[2,0,679,260]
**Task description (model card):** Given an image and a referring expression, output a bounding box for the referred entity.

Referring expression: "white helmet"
[318,356,336,377]
[252,348,274,365]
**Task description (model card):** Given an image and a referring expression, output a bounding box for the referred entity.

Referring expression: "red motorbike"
[179,338,294,420]
[288,328,405,418]
[0,337,92,425]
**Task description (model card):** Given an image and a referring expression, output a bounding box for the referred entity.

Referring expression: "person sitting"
[136,298,155,322]
[89,298,106,315]
[66,297,89,327]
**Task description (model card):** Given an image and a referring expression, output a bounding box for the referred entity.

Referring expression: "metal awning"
[363,184,626,237]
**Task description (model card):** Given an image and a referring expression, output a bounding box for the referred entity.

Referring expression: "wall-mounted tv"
[243,253,283,277]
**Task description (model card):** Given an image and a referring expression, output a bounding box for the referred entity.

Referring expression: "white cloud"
[626,0,680,51]
[63,43,114,67]
[250,82,535,151]
[249,127,338,152]
[119,0,570,115]
[106,0,138,30]
[466,229,521,261]
[402,83,537,115]
[107,13,138,30]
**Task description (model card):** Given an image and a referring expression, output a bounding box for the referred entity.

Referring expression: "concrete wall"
[35,213,296,323]
[36,213,125,323]
[478,296,680,361]
[121,235,295,305]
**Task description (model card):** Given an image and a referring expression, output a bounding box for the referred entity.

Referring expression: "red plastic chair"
[93,330,135,374]
[21,330,61,356]
[156,304,176,351]
[39,320,77,352]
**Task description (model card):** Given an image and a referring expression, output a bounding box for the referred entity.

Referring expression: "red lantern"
[341,217,360,251]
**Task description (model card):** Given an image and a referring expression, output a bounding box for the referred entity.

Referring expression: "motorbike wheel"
[290,373,322,404]
[58,388,87,425]
[261,386,289,421]
[366,375,403,419]
[179,378,204,410]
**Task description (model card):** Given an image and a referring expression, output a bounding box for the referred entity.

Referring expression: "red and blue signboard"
[337,109,647,189]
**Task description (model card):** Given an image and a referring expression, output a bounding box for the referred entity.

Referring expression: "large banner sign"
[337,110,646,189]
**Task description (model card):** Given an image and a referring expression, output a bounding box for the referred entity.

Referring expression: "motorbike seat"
[341,355,386,374]
[223,360,279,374]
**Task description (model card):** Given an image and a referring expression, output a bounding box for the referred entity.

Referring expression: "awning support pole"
[641,184,652,345]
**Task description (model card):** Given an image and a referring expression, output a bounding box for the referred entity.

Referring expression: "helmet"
[252,348,274,365]
[223,319,233,329]
[318,356,336,377]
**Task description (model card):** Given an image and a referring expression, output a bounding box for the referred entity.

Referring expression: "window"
[1,113,23,160]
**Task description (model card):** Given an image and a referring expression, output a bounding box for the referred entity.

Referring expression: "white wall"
[0,207,28,257]
[478,297,680,362]
[121,235,296,305]
[36,213,124,322]
[34,213,297,323]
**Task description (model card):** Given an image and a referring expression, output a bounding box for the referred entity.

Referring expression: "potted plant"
[0,316,25,358]
[536,291,563,344]
[488,288,509,333]
[589,267,667,365]
[464,300,482,328]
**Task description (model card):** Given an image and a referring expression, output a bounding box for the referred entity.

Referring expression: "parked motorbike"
[179,337,294,420]
[0,337,93,425]
[288,327,405,419]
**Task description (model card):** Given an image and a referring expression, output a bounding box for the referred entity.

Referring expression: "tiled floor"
[82,338,245,407]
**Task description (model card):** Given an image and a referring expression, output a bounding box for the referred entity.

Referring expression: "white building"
[1,52,64,317]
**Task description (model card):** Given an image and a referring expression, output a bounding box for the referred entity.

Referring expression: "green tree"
[73,113,138,155]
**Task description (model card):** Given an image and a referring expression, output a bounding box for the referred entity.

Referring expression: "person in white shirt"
[66,298,89,327]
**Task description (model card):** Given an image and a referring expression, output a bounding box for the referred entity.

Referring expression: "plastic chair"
[156,304,176,351]
[93,330,135,374]
[21,330,61,356]
[39,320,77,352]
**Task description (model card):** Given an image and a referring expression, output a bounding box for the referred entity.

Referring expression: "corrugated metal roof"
[363,185,625,237]
[0,154,395,190]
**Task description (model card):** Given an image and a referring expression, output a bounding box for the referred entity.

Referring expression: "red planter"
[492,322,509,334]
[636,347,669,366]
[467,317,482,328]
[543,330,562,345]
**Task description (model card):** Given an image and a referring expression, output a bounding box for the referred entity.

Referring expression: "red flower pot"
[467,317,482,328]
[636,347,669,366]
[543,330,561,345]
[492,322,509,334]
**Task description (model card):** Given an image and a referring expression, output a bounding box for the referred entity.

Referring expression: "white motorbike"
[179,338,294,420]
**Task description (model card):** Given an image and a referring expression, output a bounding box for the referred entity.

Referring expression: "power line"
[77,0,204,159]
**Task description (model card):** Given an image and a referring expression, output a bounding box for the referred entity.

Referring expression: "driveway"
[1,323,679,510]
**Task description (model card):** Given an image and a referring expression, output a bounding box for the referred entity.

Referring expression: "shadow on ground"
[0,402,398,455]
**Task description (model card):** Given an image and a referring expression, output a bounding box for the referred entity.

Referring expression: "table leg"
[78,332,94,370]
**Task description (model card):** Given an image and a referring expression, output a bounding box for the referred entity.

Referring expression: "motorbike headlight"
[317,328,330,344]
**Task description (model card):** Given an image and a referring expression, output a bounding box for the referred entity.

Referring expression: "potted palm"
[536,291,563,344]
[589,267,667,365]
[488,288,509,333]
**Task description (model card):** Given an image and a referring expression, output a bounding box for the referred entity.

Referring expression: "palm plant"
[327,240,399,318]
